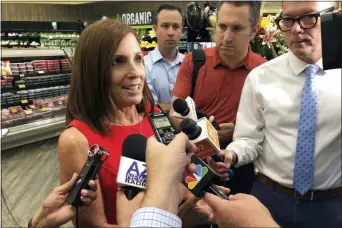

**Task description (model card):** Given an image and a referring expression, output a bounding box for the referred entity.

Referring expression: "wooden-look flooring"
[1,137,73,228]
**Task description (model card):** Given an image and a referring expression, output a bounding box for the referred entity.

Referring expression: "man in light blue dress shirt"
[144,4,184,110]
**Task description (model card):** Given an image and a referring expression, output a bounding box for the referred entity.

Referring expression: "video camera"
[321,11,342,70]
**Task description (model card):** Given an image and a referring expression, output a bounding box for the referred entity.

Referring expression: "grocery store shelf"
[2,49,66,58]
[1,129,9,139]
[41,37,78,40]
[1,116,66,150]
[42,45,76,48]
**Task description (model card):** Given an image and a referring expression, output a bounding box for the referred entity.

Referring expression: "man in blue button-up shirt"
[144,4,184,110]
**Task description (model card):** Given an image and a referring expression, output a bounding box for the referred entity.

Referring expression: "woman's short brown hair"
[66,19,155,135]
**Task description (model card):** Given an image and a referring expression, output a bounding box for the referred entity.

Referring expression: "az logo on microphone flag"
[185,164,208,189]
[125,161,147,187]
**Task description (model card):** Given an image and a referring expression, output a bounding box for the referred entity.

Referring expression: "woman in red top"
[58,19,157,227]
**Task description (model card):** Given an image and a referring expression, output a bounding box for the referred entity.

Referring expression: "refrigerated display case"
[1,49,71,150]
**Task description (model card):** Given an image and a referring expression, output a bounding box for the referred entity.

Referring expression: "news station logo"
[125,161,147,187]
[185,164,208,189]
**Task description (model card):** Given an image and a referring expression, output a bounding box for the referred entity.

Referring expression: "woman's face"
[111,32,145,108]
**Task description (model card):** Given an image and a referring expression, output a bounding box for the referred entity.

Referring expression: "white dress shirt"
[130,207,182,227]
[227,51,341,190]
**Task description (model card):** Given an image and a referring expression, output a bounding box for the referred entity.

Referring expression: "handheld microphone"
[196,109,220,130]
[173,97,220,129]
[117,134,147,200]
[184,155,228,199]
[172,97,198,120]
[67,144,109,207]
[181,118,235,179]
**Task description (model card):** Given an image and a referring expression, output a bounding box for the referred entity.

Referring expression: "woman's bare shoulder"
[58,127,88,155]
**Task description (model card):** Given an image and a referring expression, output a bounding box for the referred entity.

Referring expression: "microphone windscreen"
[180,118,197,135]
[122,134,147,162]
[196,109,207,119]
[173,99,189,115]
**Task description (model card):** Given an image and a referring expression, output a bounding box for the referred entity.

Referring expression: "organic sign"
[116,11,154,25]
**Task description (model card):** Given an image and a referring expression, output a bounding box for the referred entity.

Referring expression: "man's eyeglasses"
[275,6,336,32]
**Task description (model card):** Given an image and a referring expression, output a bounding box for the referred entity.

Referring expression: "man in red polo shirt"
[172,1,266,195]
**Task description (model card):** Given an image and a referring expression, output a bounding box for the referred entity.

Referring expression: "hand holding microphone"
[180,118,235,180]
[141,133,197,215]
[204,193,279,228]
[207,150,238,181]
[172,97,198,120]
[116,191,145,227]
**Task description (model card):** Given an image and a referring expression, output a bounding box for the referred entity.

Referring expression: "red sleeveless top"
[67,107,158,224]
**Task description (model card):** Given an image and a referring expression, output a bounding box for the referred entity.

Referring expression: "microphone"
[117,134,147,200]
[195,110,220,130]
[173,97,220,129]
[172,97,198,120]
[184,155,228,199]
[180,118,235,179]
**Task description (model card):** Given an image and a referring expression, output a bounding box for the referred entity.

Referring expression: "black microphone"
[173,99,190,116]
[181,118,235,179]
[173,98,220,129]
[172,98,198,120]
[195,110,220,130]
[184,155,229,199]
[117,134,147,200]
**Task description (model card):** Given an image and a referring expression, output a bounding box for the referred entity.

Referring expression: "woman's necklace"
[112,114,144,136]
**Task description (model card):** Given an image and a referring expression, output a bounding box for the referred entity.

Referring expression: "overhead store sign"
[116,11,154,25]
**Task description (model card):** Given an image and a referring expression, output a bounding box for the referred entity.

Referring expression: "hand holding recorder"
[28,173,98,228]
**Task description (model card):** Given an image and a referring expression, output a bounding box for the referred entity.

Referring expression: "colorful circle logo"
[185,164,208,189]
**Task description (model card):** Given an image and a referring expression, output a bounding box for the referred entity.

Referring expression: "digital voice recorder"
[67,144,109,207]
[148,112,177,145]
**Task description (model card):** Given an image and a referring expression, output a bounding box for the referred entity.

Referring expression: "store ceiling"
[2,0,102,4]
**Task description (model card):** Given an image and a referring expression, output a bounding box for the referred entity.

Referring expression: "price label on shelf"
[21,99,28,104]
[20,74,25,78]
[18,84,26,89]
[38,71,45,74]
[10,108,18,113]
[41,107,48,112]
[24,109,33,115]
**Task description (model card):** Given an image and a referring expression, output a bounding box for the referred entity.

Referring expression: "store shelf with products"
[133,25,188,55]
[1,21,82,58]
[132,25,156,54]
[179,26,188,54]
[1,49,71,150]
[1,31,79,49]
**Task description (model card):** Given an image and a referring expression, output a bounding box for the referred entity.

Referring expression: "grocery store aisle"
[1,137,73,228]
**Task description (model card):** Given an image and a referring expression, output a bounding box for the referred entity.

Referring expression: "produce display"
[140,29,157,51]
[1,32,79,48]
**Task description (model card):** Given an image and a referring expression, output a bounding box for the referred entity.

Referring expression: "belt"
[256,173,342,201]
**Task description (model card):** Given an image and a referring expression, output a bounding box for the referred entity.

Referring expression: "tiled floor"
[1,137,73,228]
